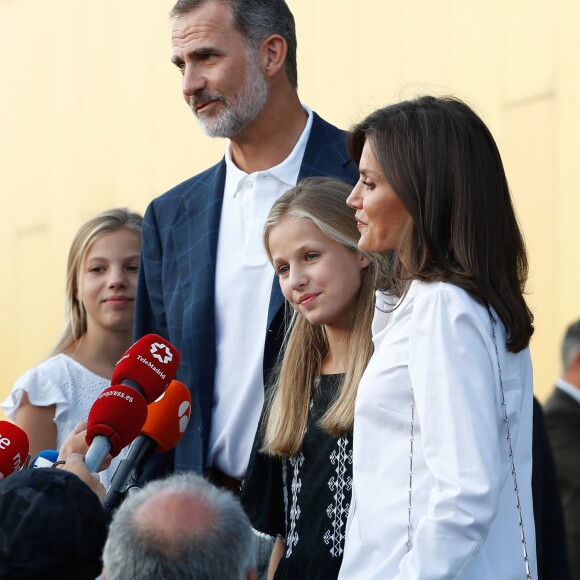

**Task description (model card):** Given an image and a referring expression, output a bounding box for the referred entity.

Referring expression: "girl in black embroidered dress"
[241,177,380,579]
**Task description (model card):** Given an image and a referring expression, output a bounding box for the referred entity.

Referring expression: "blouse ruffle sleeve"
[1,364,69,423]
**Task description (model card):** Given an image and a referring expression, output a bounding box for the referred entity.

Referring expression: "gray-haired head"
[562,320,580,371]
[170,0,298,88]
[103,473,256,580]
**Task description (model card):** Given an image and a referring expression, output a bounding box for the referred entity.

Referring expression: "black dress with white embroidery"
[241,374,352,580]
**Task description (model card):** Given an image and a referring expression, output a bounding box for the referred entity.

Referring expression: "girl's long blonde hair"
[261,177,379,457]
[50,208,143,357]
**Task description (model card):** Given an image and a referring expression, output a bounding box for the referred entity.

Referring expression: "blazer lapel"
[298,112,354,181]
[173,161,226,468]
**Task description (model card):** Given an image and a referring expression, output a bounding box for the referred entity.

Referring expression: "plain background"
[1,0,579,413]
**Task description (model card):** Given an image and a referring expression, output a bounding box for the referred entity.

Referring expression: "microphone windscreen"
[0,421,29,479]
[112,334,181,403]
[86,386,148,457]
[30,449,59,468]
[141,380,192,453]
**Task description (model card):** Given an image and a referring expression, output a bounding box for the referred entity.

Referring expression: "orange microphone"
[102,380,192,515]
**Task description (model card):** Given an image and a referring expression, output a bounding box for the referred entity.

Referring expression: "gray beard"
[190,54,269,139]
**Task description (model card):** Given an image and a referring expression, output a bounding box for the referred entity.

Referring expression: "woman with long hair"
[339,96,537,579]
[2,208,142,486]
[242,177,380,579]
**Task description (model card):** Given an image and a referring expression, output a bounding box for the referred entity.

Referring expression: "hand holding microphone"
[84,334,181,472]
[84,386,148,472]
[103,380,192,516]
[55,453,106,501]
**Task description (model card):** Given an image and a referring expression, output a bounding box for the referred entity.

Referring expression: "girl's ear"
[359,254,371,270]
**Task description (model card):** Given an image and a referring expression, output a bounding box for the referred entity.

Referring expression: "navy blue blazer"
[135,112,358,477]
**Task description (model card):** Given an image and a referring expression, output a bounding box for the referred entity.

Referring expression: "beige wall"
[1,0,578,420]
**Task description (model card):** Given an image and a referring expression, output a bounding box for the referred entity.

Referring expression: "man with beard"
[135,0,357,495]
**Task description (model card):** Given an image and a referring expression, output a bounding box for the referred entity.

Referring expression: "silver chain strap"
[407,393,415,550]
[489,313,532,579]
[405,311,532,579]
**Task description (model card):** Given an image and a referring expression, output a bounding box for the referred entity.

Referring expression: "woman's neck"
[321,326,350,374]
[64,327,133,380]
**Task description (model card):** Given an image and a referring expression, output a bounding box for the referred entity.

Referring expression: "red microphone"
[102,380,192,515]
[85,386,148,472]
[0,421,29,480]
[112,334,181,404]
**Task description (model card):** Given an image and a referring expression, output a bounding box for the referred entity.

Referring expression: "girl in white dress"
[339,96,537,579]
[2,208,142,487]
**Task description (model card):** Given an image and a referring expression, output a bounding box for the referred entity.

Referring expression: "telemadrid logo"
[150,342,173,365]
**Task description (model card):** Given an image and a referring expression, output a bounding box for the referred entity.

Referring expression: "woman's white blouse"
[340,281,537,579]
[1,354,127,488]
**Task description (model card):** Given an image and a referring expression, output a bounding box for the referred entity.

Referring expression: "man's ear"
[570,351,580,371]
[260,34,287,78]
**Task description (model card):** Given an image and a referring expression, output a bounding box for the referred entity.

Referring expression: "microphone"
[85,385,148,472]
[112,334,181,404]
[84,335,180,473]
[30,449,59,468]
[0,421,29,480]
[102,380,192,516]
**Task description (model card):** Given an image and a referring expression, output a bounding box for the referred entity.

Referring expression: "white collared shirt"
[555,377,580,405]
[340,280,537,579]
[208,106,314,478]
